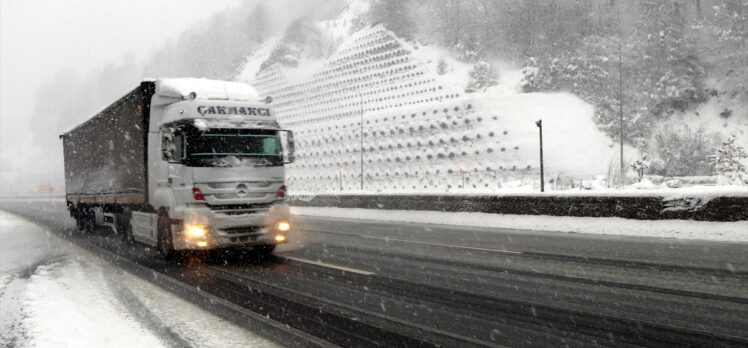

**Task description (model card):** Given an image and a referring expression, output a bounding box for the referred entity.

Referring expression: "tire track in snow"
[106,276,196,348]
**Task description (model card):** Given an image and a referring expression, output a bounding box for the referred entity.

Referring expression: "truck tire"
[75,215,86,232]
[255,244,276,256]
[120,209,133,243]
[78,208,95,234]
[157,212,176,260]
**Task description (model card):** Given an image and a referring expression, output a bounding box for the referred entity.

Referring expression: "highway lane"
[2,199,747,347]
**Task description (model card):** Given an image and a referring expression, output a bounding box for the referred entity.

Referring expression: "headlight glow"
[277,222,291,232]
[186,225,208,238]
[275,235,286,243]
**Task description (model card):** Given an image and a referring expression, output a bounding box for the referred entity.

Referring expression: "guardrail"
[289,194,748,221]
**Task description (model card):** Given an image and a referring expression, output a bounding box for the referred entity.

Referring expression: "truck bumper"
[171,204,290,251]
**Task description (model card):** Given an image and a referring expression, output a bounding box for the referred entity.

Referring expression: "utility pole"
[536,119,544,193]
[617,28,625,188]
[592,31,625,188]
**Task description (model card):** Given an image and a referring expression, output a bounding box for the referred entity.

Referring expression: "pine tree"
[650,122,720,176]
[705,0,748,102]
[465,61,498,92]
[709,134,748,185]
[437,57,449,75]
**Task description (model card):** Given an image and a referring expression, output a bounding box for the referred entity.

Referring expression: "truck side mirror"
[279,130,295,164]
[161,128,177,162]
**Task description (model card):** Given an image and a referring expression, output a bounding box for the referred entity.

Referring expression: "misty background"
[1,0,746,194]
[0,0,342,195]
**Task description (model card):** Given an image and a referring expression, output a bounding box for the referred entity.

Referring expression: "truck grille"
[219,226,264,242]
[220,226,263,236]
[208,203,272,215]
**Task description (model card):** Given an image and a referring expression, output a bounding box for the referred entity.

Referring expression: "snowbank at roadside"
[291,184,748,197]
[290,206,748,243]
[0,211,277,348]
[22,261,165,348]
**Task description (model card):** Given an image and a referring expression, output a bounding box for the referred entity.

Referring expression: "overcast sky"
[0,0,242,193]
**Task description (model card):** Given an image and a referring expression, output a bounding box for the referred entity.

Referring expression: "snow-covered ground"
[291,183,748,197]
[290,206,748,243]
[0,211,277,348]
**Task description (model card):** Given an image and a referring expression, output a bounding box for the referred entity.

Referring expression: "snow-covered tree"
[518,57,543,93]
[630,154,650,182]
[465,61,498,93]
[649,122,720,176]
[709,134,748,185]
[369,0,416,39]
[704,0,748,103]
[437,57,448,75]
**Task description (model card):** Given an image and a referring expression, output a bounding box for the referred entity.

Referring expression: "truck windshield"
[185,129,282,167]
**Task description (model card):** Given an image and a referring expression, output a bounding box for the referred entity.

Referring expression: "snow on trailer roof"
[60,83,143,137]
[60,78,262,137]
[156,78,260,101]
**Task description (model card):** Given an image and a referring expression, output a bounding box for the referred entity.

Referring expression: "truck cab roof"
[153,78,260,102]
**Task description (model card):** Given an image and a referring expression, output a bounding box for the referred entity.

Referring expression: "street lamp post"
[358,92,364,191]
[338,167,343,191]
[536,119,544,193]
[617,40,624,188]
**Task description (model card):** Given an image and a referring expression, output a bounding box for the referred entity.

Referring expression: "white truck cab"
[61,78,294,258]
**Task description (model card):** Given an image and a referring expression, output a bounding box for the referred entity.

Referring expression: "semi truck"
[60,78,294,258]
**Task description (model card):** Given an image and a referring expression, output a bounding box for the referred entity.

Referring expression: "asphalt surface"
[2,199,747,347]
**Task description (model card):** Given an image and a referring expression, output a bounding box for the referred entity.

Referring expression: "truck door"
[167,129,188,190]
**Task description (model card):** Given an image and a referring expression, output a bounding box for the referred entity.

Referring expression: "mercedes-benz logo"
[236,184,249,198]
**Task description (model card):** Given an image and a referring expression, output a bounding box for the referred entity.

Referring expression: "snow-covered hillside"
[238,3,618,194]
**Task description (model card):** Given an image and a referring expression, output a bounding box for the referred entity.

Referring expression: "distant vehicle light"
[275,235,286,243]
[186,225,208,238]
[192,187,205,201]
[277,221,291,232]
[196,241,208,247]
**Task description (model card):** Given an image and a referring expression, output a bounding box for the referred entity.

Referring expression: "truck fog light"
[186,225,208,238]
[196,241,208,247]
[275,235,286,243]
[277,222,290,232]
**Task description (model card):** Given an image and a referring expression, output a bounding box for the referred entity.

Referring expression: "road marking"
[284,256,375,276]
[358,235,524,254]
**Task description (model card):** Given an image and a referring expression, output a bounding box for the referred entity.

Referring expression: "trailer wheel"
[157,212,176,260]
[78,208,95,234]
[75,215,86,232]
[120,209,133,243]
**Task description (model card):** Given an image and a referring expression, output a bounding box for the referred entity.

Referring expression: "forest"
[371,0,748,176]
[32,0,747,178]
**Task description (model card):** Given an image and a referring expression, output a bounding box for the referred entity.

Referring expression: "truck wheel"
[75,215,86,232]
[157,213,176,260]
[255,244,276,256]
[120,209,134,243]
[80,208,95,234]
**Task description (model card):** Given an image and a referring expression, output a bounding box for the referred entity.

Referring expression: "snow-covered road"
[0,211,277,348]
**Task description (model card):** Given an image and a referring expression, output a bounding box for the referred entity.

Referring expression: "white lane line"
[283,256,375,276]
[359,235,524,254]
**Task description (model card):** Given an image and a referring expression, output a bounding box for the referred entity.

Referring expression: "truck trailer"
[60,78,294,258]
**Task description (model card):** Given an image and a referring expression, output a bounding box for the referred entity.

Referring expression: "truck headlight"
[185,224,208,238]
[277,221,290,232]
